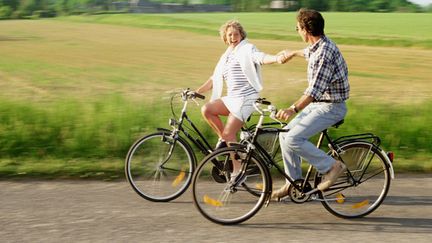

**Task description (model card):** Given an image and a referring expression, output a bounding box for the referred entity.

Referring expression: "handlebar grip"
[261,100,271,105]
[194,93,205,100]
[255,98,271,105]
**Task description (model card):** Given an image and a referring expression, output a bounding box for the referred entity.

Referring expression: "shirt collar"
[308,35,326,53]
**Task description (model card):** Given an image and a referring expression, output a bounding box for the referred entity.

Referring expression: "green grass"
[0,13,431,179]
[0,97,430,179]
[58,12,432,48]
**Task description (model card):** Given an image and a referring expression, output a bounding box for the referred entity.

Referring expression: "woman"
[195,20,285,178]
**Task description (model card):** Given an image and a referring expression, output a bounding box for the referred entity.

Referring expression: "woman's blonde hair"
[219,20,247,44]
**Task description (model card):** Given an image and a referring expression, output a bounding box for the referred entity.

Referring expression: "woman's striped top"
[222,52,258,98]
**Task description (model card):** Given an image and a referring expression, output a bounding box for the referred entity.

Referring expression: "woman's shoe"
[214,139,227,150]
[229,171,246,185]
[271,184,290,201]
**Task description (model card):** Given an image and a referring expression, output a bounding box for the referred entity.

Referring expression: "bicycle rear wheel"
[319,142,391,218]
[192,147,270,225]
[125,131,195,202]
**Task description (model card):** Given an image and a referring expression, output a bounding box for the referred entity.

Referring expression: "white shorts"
[221,93,260,122]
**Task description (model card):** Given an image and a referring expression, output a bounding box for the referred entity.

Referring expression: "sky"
[409,0,432,6]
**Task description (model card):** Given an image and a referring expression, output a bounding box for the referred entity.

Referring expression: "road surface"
[0,174,431,242]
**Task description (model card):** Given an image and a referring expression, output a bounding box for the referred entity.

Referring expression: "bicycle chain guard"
[289,179,313,204]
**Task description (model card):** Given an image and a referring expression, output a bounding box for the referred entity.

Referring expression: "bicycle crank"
[288,179,313,204]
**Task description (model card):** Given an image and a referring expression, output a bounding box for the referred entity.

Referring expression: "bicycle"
[192,98,395,225]
[125,89,212,202]
[124,90,283,202]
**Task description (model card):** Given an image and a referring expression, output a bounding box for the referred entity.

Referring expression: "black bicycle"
[192,98,395,225]
[125,89,213,202]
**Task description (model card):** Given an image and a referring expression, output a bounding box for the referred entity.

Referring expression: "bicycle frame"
[191,99,395,224]
[158,92,213,161]
[239,100,394,199]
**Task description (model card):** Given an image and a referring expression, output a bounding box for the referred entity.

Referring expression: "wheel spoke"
[320,142,390,218]
[193,147,269,225]
[125,132,194,202]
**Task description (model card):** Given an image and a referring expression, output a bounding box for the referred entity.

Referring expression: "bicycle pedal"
[304,188,319,196]
[234,152,247,160]
[264,196,272,207]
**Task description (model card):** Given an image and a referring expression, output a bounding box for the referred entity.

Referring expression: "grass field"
[59,12,432,48]
[0,12,431,178]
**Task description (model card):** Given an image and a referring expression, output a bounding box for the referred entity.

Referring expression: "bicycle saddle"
[332,119,344,128]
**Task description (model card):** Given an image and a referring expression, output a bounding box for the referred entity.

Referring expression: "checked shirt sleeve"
[304,54,333,101]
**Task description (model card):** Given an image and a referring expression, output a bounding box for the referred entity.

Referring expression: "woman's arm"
[261,49,303,65]
[261,54,286,65]
[195,77,213,94]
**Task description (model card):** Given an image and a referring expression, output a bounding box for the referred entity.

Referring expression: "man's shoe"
[271,184,290,201]
[317,160,347,191]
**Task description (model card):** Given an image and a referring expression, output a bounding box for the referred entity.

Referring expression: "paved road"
[1,174,431,242]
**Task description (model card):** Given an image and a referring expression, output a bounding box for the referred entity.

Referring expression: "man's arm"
[276,95,315,121]
[272,49,304,64]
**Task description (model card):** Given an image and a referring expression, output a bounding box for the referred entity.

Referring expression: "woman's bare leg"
[222,114,245,174]
[201,99,230,139]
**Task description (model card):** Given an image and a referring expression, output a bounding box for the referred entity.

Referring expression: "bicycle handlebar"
[253,98,284,126]
[193,92,205,100]
[255,98,271,105]
[182,89,205,101]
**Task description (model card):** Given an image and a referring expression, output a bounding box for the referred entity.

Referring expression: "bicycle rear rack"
[333,133,381,147]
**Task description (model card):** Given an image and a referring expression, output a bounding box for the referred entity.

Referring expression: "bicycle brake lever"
[268,106,284,127]
[269,113,283,127]
[191,98,200,106]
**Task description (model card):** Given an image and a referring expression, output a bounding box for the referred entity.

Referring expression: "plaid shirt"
[304,36,349,102]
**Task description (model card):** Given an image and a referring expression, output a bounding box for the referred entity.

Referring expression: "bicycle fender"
[336,141,395,180]
[156,127,171,133]
[379,148,395,180]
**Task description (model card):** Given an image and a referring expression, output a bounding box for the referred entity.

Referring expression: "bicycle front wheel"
[125,131,195,202]
[192,147,271,225]
[319,142,391,218]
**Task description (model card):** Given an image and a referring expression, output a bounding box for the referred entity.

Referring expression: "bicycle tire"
[125,131,195,202]
[318,142,391,218]
[192,146,271,225]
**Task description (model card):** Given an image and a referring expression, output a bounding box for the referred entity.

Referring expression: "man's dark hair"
[297,8,325,36]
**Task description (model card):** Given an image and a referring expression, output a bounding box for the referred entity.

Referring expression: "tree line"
[0,0,430,19]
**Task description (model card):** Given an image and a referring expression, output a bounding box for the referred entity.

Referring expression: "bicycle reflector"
[387,152,394,162]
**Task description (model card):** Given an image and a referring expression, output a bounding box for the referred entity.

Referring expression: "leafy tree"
[230,0,268,12]
[300,0,328,11]
[0,0,20,10]
[328,0,348,11]
[0,5,13,18]
[370,0,390,12]
[202,0,230,4]
[17,0,40,16]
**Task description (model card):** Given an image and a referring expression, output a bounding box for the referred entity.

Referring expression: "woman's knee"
[201,103,214,118]
[201,104,209,116]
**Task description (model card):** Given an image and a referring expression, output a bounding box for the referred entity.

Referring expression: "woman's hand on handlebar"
[183,89,205,100]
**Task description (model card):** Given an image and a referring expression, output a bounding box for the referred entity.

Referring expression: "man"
[272,8,350,200]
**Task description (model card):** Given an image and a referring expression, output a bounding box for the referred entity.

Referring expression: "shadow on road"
[384,195,432,206]
[238,215,432,234]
